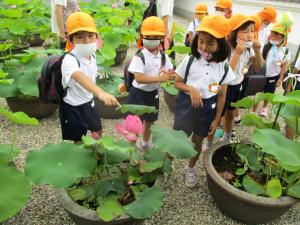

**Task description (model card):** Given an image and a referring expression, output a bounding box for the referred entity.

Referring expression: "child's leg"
[223,109,235,141]
[91,129,103,140]
[253,103,259,112]
[143,121,153,143]
[188,134,204,168]
[285,125,295,140]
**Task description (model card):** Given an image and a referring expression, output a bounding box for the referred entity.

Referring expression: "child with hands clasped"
[126,16,174,149]
[173,15,236,188]
[59,12,120,143]
[222,14,264,142]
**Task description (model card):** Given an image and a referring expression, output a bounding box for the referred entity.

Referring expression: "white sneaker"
[185,167,197,188]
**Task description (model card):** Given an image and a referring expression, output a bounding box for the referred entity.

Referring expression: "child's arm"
[230,43,245,71]
[134,70,175,84]
[71,71,120,106]
[252,39,264,72]
[276,61,288,87]
[208,84,227,135]
[174,74,203,108]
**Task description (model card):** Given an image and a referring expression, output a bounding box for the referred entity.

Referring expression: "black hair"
[262,42,272,60]
[69,32,98,43]
[229,21,255,49]
[191,31,231,63]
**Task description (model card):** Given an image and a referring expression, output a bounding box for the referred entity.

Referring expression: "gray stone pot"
[94,95,127,119]
[203,141,298,224]
[163,89,176,114]
[54,188,142,225]
[6,96,57,119]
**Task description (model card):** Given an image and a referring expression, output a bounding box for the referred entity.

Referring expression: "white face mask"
[237,38,253,48]
[270,39,282,46]
[215,10,226,17]
[143,38,161,50]
[74,42,97,57]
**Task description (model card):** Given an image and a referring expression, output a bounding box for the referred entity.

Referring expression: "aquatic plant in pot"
[24,105,197,224]
[203,91,300,224]
[0,49,61,119]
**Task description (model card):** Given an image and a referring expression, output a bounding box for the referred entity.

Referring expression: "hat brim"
[68,27,97,35]
[195,10,207,14]
[197,27,224,38]
[141,31,165,36]
[270,18,277,23]
[233,18,256,31]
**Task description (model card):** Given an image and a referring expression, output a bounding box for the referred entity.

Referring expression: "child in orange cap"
[173,15,236,188]
[126,16,174,150]
[222,14,264,142]
[59,12,120,142]
[215,0,232,19]
[257,23,291,117]
[185,3,208,46]
[258,6,277,45]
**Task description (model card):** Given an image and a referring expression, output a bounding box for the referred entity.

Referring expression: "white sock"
[223,132,231,141]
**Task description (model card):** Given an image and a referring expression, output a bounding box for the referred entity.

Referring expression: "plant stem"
[295,106,299,139]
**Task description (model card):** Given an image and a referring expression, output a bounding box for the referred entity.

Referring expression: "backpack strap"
[219,63,229,85]
[135,48,145,65]
[183,55,194,83]
[160,50,166,68]
[68,52,80,67]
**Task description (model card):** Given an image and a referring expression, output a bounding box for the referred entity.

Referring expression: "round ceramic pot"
[163,89,176,114]
[6,96,57,119]
[203,141,298,224]
[113,46,129,66]
[54,188,143,225]
[94,95,127,119]
[28,33,44,47]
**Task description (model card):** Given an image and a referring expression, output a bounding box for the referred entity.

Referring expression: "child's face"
[262,19,271,26]
[72,31,97,44]
[270,31,284,43]
[237,23,255,42]
[142,35,163,51]
[195,13,206,20]
[198,32,219,53]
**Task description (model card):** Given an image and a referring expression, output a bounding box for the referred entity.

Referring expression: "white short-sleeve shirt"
[156,0,174,34]
[229,48,255,85]
[128,48,174,92]
[265,46,291,78]
[175,56,236,99]
[296,57,300,82]
[258,24,272,47]
[187,19,200,36]
[61,50,98,106]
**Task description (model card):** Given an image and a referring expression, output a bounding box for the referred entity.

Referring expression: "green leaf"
[151,126,196,159]
[160,82,178,95]
[265,178,282,198]
[82,135,98,146]
[144,147,165,162]
[235,144,263,172]
[0,144,20,164]
[118,104,158,115]
[124,185,163,219]
[287,180,300,198]
[96,75,123,96]
[241,113,280,130]
[99,44,116,60]
[171,45,191,54]
[96,179,125,198]
[97,194,124,222]
[0,79,14,85]
[0,108,38,125]
[252,129,300,172]
[25,142,96,188]
[68,188,86,201]
[235,168,246,175]
[102,32,122,49]
[139,161,163,173]
[0,165,31,222]
[242,175,264,195]
[273,90,300,107]
[231,96,255,109]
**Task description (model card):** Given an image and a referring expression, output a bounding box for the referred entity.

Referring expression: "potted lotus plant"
[24,104,197,224]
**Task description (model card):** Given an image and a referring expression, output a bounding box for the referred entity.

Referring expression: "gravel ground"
[1,15,300,225]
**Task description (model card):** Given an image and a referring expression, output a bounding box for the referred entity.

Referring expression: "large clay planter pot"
[54,189,142,225]
[0,43,30,62]
[203,141,297,224]
[94,95,127,119]
[113,46,129,66]
[6,96,57,119]
[163,89,176,113]
[28,33,44,47]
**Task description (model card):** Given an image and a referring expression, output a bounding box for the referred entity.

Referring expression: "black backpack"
[142,0,157,20]
[124,49,166,92]
[38,53,79,104]
[184,20,195,47]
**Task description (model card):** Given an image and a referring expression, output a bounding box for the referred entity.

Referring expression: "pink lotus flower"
[112,3,118,8]
[115,115,144,142]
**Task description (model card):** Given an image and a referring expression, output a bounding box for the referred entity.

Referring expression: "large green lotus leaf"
[276,104,300,118]
[0,79,14,85]
[0,165,31,222]
[231,97,255,109]
[124,185,163,219]
[287,180,300,198]
[235,144,263,172]
[103,32,122,49]
[4,0,26,5]
[171,45,191,54]
[273,90,300,107]
[99,44,116,60]
[254,92,277,105]
[241,113,280,130]
[0,9,22,18]
[18,70,39,96]
[284,117,300,134]
[160,82,178,95]
[252,129,300,172]
[139,161,163,173]
[0,144,20,164]
[25,142,96,188]
[119,104,158,115]
[265,178,282,198]
[0,108,38,125]
[242,175,264,195]
[0,81,20,97]
[96,179,125,198]
[96,75,123,96]
[144,147,165,162]
[97,194,124,222]
[151,126,196,159]
[68,188,86,201]
[82,135,98,146]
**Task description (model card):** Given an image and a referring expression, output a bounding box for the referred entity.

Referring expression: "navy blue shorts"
[224,83,242,111]
[264,75,279,93]
[59,99,102,142]
[173,92,217,137]
[126,87,159,122]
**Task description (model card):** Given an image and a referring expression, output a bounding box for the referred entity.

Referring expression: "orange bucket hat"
[66,12,97,36]
[258,7,277,23]
[197,15,231,38]
[195,4,208,14]
[141,16,165,36]
[229,14,255,31]
[250,14,262,35]
[215,0,232,9]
